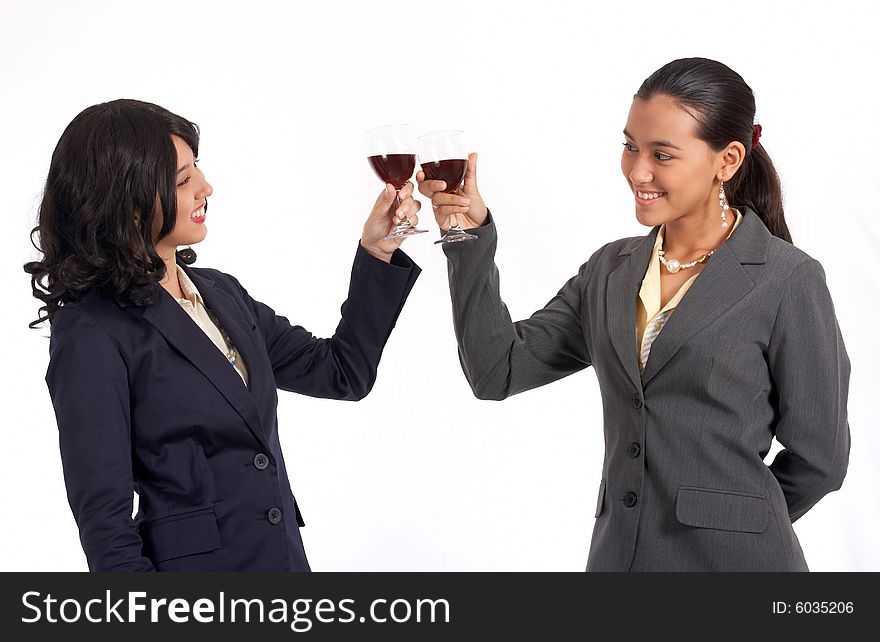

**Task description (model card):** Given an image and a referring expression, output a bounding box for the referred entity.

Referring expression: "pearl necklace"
[657,247,713,274]
[658,224,735,274]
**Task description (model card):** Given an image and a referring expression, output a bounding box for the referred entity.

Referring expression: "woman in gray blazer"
[417,58,851,571]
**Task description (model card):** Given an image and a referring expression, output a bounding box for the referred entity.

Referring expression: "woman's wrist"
[359,240,394,263]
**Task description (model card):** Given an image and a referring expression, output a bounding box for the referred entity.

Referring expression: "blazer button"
[632,394,643,409]
[254,453,269,470]
[623,492,638,508]
[267,507,283,525]
[628,442,641,458]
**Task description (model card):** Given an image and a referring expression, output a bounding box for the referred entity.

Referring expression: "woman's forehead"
[625,95,699,143]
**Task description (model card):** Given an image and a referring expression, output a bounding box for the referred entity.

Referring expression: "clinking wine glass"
[418,129,477,244]
[365,124,428,240]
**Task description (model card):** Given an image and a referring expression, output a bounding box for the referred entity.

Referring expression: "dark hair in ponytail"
[24,99,200,328]
[636,57,791,243]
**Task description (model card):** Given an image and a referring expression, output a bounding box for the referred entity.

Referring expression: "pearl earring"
[719,181,730,229]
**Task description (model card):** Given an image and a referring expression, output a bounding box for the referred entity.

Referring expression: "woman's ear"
[718,140,746,182]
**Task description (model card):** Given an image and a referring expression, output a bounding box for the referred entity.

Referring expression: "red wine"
[420,158,467,193]
[368,154,416,189]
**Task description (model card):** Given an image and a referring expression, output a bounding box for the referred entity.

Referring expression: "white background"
[1,0,876,571]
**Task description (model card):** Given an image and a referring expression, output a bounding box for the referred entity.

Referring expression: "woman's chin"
[634,208,661,227]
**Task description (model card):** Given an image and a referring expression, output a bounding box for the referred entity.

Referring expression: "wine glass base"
[435,228,478,244]
[383,224,429,241]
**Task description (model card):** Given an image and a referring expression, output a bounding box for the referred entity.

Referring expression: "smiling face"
[621,94,728,229]
[153,134,213,257]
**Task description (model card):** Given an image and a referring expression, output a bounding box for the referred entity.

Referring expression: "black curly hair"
[24,99,200,328]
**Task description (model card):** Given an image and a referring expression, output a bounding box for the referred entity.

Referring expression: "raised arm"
[233,243,420,401]
[418,152,602,400]
[442,217,602,400]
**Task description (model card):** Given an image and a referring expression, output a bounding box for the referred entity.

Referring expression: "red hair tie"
[751,123,762,149]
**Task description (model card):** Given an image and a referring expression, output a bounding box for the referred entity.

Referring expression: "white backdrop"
[1,0,876,571]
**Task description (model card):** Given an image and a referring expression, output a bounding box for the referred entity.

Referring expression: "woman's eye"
[623,142,670,161]
[177,176,191,187]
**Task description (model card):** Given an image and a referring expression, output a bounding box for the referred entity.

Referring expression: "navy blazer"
[46,244,420,571]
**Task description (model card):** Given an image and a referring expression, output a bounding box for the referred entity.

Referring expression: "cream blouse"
[174,265,250,386]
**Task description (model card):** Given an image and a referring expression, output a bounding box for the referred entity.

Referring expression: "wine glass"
[365,124,428,240]
[418,130,477,244]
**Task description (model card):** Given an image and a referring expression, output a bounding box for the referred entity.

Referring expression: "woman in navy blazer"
[25,99,421,571]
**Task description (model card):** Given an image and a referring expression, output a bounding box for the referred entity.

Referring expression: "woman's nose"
[629,156,653,185]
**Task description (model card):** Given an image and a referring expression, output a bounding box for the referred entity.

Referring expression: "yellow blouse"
[636,208,743,374]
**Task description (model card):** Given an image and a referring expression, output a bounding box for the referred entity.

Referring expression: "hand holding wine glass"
[417,152,488,233]
[360,181,421,262]
[417,131,481,243]
[366,124,428,240]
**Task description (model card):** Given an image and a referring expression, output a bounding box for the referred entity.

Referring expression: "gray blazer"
[443,207,851,571]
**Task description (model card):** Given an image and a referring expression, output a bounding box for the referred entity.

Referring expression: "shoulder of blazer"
[52,289,127,330]
[733,206,823,278]
[48,292,132,358]
[50,267,252,340]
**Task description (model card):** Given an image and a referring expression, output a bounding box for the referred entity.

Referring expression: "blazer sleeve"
[442,213,605,400]
[45,306,155,571]
[767,257,851,523]
[235,243,420,400]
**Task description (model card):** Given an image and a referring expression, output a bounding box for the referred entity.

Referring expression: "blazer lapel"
[131,269,270,450]
[607,227,658,391]
[639,207,769,387]
[179,264,264,398]
[607,207,770,390]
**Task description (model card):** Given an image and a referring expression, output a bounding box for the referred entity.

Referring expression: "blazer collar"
[117,260,270,450]
[607,206,770,390]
